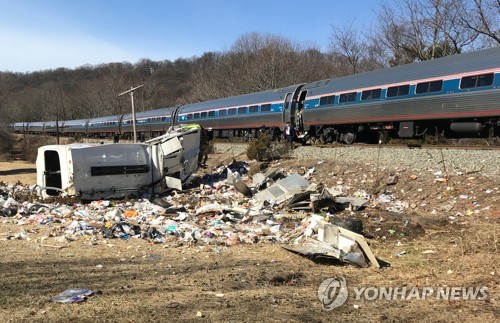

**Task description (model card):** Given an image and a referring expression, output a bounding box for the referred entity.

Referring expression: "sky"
[0,0,381,73]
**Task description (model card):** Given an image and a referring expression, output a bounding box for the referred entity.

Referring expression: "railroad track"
[311,143,500,150]
[214,139,500,150]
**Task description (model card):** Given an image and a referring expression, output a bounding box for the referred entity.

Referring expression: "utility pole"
[56,115,60,145]
[118,85,144,143]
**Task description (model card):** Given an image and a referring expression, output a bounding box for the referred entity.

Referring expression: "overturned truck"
[36,125,201,200]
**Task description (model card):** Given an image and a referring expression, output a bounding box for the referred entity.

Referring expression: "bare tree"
[456,0,500,46]
[375,0,485,65]
[329,21,368,74]
[185,33,319,102]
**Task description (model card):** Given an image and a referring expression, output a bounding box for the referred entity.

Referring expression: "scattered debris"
[254,173,312,204]
[395,250,407,258]
[283,222,381,268]
[51,288,94,304]
[7,146,496,271]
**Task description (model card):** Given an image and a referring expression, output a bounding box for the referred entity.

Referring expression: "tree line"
[0,0,497,124]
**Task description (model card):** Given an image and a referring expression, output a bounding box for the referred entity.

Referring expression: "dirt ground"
[0,150,499,322]
[0,160,36,185]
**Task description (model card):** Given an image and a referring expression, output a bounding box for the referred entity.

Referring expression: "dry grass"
[0,216,498,322]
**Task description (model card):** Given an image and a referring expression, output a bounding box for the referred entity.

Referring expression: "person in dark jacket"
[198,127,213,166]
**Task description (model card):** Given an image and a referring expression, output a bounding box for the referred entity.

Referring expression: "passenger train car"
[11,47,500,143]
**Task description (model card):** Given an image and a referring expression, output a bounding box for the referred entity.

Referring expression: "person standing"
[198,127,213,166]
[297,107,304,132]
[285,122,294,150]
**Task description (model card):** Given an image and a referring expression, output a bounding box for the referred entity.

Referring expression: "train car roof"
[178,84,302,113]
[122,107,177,119]
[88,115,122,122]
[62,118,88,124]
[303,46,500,96]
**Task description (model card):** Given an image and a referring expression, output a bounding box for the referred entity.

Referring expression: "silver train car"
[175,84,301,139]
[121,107,176,138]
[298,46,500,143]
[12,47,500,143]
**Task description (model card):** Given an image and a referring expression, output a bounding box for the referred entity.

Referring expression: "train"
[12,46,500,143]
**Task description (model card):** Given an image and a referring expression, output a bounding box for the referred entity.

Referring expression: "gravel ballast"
[215,143,500,176]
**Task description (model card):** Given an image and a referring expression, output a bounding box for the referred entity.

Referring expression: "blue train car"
[11,47,500,144]
[12,122,28,133]
[44,121,63,135]
[298,46,500,143]
[62,118,89,135]
[121,107,175,138]
[87,115,122,137]
[27,122,46,134]
[175,84,303,138]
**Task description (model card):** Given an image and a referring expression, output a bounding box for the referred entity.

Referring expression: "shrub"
[22,135,59,163]
[246,132,273,161]
[0,123,13,161]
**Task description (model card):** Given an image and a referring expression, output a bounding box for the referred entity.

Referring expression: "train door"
[282,85,305,126]
[297,90,307,132]
[282,93,292,124]
[171,106,181,126]
[283,84,306,124]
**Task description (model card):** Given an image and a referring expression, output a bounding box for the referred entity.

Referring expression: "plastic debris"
[395,250,407,258]
[283,222,381,268]
[51,288,94,304]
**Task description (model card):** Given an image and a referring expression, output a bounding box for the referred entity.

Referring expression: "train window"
[249,105,259,113]
[429,80,443,92]
[461,73,494,89]
[187,114,193,120]
[193,113,200,119]
[477,73,494,87]
[339,92,357,103]
[416,80,443,94]
[200,112,207,118]
[319,95,335,106]
[261,104,271,112]
[219,109,227,116]
[208,111,215,117]
[387,84,410,97]
[238,107,247,114]
[461,76,476,88]
[162,117,166,121]
[361,89,381,100]
[228,108,236,115]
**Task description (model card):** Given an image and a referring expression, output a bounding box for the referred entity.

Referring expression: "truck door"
[43,150,62,196]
